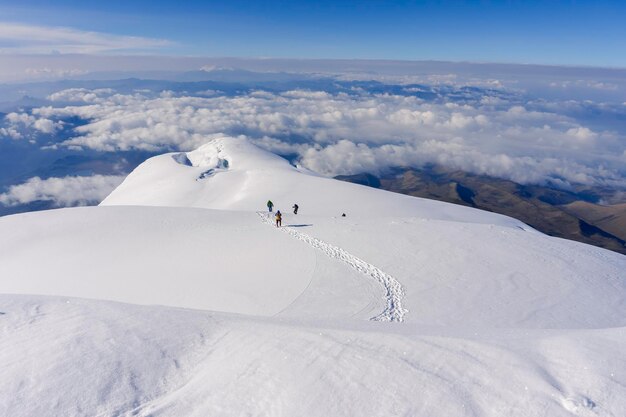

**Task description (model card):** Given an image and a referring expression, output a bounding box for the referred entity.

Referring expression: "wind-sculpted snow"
[2,295,625,417]
[258,211,407,322]
[2,136,626,416]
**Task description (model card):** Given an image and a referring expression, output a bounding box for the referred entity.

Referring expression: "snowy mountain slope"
[294,215,626,328]
[5,195,623,327]
[0,206,381,319]
[101,136,626,328]
[1,136,625,416]
[2,295,624,417]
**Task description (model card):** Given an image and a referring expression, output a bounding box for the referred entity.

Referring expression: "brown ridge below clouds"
[337,167,626,256]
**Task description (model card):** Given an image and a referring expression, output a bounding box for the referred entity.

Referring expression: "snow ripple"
[258,212,407,322]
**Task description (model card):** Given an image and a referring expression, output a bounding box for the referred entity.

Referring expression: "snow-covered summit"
[102,136,527,227]
[1,136,626,416]
[3,135,621,328]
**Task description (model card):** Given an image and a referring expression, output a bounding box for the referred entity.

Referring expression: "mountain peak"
[182,136,293,172]
[101,137,528,227]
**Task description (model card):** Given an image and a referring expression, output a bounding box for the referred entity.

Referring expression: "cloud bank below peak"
[0,175,125,207]
[3,84,623,191]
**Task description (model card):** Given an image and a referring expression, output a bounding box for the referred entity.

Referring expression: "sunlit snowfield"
[1,137,625,416]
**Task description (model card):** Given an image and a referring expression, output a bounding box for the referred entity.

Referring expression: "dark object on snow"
[267,200,274,212]
[293,204,299,214]
[341,213,346,217]
[275,210,282,227]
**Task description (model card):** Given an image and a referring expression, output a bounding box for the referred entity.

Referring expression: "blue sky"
[1,0,626,66]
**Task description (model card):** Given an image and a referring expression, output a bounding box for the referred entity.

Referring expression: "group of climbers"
[266,200,345,227]
[266,200,299,227]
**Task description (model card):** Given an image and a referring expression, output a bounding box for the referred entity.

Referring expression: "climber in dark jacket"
[267,200,274,212]
[292,203,299,215]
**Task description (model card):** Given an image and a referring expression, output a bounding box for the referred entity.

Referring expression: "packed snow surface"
[1,136,625,416]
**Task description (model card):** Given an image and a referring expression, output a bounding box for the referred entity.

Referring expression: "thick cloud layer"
[0,175,125,207]
[3,84,626,192]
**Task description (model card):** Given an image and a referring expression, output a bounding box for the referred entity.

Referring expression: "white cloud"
[0,22,171,54]
[0,126,22,139]
[2,112,62,136]
[566,127,597,143]
[48,88,117,103]
[0,175,125,207]
[12,87,626,189]
[32,118,57,134]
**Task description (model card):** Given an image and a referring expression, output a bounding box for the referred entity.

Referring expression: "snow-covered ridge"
[1,136,625,416]
[1,135,623,329]
[101,136,531,228]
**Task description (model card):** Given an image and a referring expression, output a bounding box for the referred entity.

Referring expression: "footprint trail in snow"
[258,212,407,322]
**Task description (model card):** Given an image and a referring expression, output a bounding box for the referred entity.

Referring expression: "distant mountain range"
[337,167,626,255]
